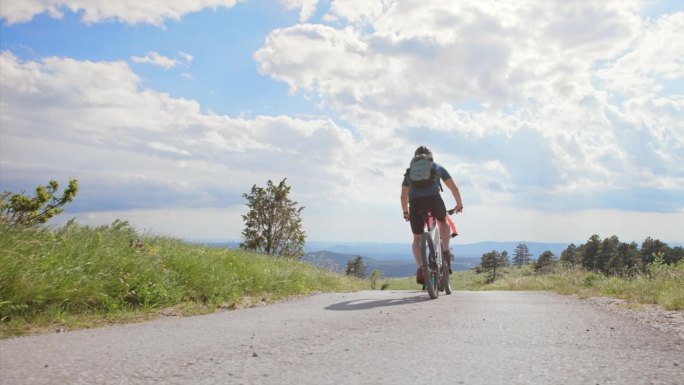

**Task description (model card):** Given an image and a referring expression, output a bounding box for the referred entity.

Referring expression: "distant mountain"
[305,241,569,260]
[200,240,569,278]
[300,240,571,278]
[301,251,351,273]
[194,241,241,249]
[301,250,479,278]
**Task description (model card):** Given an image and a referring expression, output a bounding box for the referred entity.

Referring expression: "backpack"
[405,154,438,188]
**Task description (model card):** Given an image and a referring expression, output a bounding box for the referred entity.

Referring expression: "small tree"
[534,250,557,273]
[240,178,306,258]
[345,256,366,279]
[481,250,505,283]
[560,243,578,267]
[513,243,532,267]
[369,269,383,289]
[1,179,79,226]
[499,250,510,267]
[640,237,669,268]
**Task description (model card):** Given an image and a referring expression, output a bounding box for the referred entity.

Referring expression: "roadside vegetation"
[0,221,363,338]
[2,179,681,339]
[1,178,365,338]
[377,251,684,311]
[475,261,684,310]
[376,262,683,310]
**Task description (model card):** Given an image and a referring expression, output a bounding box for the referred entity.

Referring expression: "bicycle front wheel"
[442,263,452,295]
[420,233,439,299]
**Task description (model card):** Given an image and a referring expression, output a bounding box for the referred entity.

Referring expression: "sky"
[1,0,683,246]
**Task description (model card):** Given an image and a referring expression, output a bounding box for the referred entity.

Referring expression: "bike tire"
[420,233,439,299]
[442,264,452,295]
[435,223,451,294]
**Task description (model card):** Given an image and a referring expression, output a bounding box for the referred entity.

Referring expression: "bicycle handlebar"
[447,207,463,215]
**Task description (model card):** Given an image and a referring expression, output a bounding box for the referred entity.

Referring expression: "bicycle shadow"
[324,293,430,311]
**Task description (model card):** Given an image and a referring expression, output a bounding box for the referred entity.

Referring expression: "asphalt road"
[1,290,683,385]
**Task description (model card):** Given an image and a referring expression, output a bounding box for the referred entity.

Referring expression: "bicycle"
[419,208,460,299]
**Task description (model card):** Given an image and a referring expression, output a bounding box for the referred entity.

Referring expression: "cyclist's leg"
[411,233,422,267]
[408,198,428,268]
[408,198,428,284]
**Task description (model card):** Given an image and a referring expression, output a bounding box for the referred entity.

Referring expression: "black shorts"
[409,195,447,234]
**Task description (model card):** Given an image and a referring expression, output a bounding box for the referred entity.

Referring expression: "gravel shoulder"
[585,296,684,340]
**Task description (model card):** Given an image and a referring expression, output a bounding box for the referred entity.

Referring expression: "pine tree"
[596,235,620,275]
[513,243,532,267]
[534,250,556,273]
[640,237,669,267]
[579,234,601,271]
[345,256,366,278]
[560,243,578,266]
[240,178,306,258]
[481,250,505,283]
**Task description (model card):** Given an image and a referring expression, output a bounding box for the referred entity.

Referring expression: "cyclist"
[401,146,463,284]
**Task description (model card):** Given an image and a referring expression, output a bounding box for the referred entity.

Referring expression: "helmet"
[414,146,433,160]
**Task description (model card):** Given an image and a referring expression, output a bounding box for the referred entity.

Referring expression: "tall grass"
[477,262,684,310]
[0,222,362,337]
[376,262,683,311]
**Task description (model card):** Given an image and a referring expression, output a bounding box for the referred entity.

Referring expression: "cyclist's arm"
[444,178,463,212]
[401,185,410,218]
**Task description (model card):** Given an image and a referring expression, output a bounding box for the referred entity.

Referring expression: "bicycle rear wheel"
[420,233,439,299]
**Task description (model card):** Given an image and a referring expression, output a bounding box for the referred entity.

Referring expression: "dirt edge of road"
[585,296,684,340]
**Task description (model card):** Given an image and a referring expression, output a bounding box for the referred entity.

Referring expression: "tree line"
[559,235,683,276]
[478,237,684,282]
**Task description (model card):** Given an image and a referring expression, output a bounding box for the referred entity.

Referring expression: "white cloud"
[178,51,194,64]
[255,1,683,208]
[0,51,362,215]
[2,1,683,243]
[130,51,179,69]
[279,0,319,22]
[596,12,684,97]
[0,0,239,26]
[257,1,642,134]
[325,0,389,24]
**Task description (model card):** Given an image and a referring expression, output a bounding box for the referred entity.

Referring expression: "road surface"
[1,291,683,384]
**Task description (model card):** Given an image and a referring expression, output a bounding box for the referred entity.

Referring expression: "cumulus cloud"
[596,12,684,97]
[254,1,684,212]
[257,1,642,121]
[0,52,361,214]
[0,0,239,26]
[2,1,683,242]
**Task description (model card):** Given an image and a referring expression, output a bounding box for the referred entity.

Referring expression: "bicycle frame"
[420,212,443,299]
[420,208,459,299]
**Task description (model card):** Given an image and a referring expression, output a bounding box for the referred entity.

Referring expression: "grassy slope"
[0,223,363,338]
